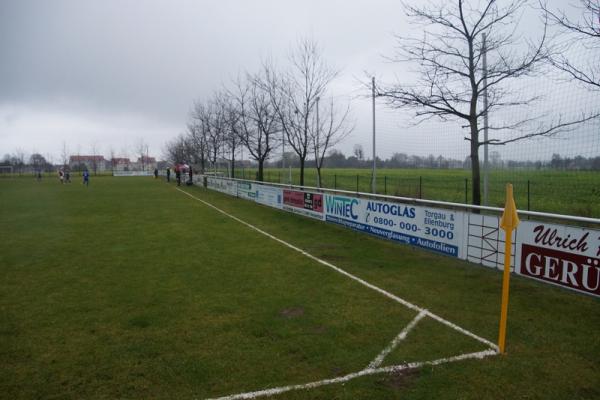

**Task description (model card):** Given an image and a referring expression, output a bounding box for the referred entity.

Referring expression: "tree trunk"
[230,148,235,178]
[257,160,264,182]
[316,166,322,188]
[299,157,305,186]
[470,121,481,206]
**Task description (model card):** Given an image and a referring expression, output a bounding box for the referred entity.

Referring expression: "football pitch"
[1,177,598,399]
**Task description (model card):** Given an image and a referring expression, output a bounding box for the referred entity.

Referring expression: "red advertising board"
[282,190,323,219]
[520,244,600,296]
[283,190,323,212]
[517,222,600,297]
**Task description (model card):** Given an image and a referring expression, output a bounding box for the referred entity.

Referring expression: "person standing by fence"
[166,167,171,182]
[175,165,181,186]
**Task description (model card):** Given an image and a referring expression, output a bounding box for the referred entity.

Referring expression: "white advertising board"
[113,171,154,177]
[207,177,237,196]
[324,194,464,258]
[236,181,257,201]
[254,184,283,209]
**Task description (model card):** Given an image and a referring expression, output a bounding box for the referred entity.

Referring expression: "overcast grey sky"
[0,0,596,162]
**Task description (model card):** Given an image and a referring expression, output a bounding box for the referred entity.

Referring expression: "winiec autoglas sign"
[324,195,464,257]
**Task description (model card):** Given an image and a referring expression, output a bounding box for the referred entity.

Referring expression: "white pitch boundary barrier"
[113,170,154,177]
[194,175,600,298]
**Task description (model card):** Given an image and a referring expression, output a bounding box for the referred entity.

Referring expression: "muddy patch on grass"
[280,307,304,318]
[380,368,420,390]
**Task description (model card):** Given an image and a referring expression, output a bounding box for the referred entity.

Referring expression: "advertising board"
[113,171,154,177]
[201,176,599,298]
[237,181,257,200]
[255,184,283,209]
[282,190,324,220]
[324,194,464,257]
[206,177,237,196]
[516,221,600,297]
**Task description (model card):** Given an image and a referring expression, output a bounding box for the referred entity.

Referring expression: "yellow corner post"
[498,183,520,354]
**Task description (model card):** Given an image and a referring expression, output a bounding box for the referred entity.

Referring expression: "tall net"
[232,46,598,218]
[371,42,599,218]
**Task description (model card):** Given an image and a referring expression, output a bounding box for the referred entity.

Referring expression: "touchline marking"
[176,187,499,354]
[206,349,498,400]
[367,310,427,370]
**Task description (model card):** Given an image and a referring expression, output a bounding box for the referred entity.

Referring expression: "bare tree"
[217,91,242,178]
[60,141,69,171]
[135,138,149,172]
[311,97,353,187]
[185,120,208,173]
[13,148,26,175]
[234,72,281,181]
[542,0,600,89]
[189,100,213,173]
[164,134,188,164]
[376,0,600,205]
[108,147,117,173]
[353,144,364,161]
[45,153,54,171]
[265,38,340,186]
[90,142,100,175]
[29,153,48,173]
[198,98,226,173]
[119,147,130,171]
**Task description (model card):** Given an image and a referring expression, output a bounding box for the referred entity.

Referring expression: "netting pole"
[372,76,377,194]
[483,33,490,206]
[316,96,321,188]
[419,176,422,199]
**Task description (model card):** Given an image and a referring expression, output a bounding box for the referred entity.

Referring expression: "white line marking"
[207,349,497,400]
[177,188,498,352]
[367,310,428,370]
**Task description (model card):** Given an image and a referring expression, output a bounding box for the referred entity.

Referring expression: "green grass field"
[233,167,600,218]
[1,176,599,399]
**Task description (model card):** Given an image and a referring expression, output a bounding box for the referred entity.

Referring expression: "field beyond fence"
[230,167,600,218]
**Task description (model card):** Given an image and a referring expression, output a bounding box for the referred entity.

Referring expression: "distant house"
[135,156,157,172]
[110,158,131,172]
[69,155,108,173]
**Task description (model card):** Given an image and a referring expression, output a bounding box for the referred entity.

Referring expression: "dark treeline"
[263,150,600,171]
[3,150,599,174]
[0,153,53,174]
